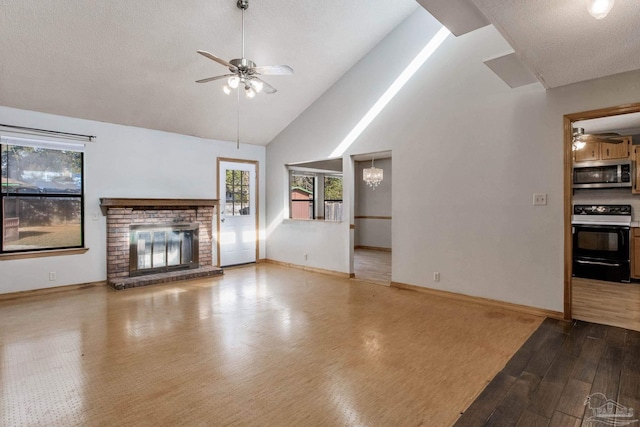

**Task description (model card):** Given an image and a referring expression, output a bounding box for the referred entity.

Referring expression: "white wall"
[355,158,392,249]
[266,8,640,312]
[0,106,265,294]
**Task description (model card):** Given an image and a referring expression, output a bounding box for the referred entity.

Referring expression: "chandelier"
[363,157,383,189]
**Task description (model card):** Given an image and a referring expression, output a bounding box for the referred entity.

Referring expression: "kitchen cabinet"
[633,144,640,195]
[632,228,640,279]
[573,137,631,162]
[602,138,630,160]
[574,141,600,162]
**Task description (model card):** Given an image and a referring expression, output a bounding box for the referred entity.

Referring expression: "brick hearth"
[100,198,223,289]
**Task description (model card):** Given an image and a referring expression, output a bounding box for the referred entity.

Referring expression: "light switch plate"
[533,193,547,206]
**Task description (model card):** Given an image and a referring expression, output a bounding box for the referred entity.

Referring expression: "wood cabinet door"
[601,137,630,160]
[632,230,640,279]
[574,141,600,162]
[633,146,640,195]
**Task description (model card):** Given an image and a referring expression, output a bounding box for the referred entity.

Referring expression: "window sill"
[284,218,343,223]
[0,247,89,261]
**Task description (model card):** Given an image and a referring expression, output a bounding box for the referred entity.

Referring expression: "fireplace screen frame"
[129,222,200,277]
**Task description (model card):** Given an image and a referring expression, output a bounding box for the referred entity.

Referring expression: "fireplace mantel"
[100,198,218,214]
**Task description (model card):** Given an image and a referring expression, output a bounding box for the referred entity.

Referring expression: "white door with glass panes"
[218,160,257,266]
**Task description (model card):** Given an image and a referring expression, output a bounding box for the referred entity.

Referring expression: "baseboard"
[265,259,351,279]
[0,280,107,302]
[390,281,563,320]
[354,245,392,252]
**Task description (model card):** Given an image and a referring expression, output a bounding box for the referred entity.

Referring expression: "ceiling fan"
[573,127,624,143]
[572,127,624,150]
[196,0,293,98]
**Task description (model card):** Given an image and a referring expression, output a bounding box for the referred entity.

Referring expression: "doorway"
[217,158,259,267]
[563,103,640,320]
[352,152,392,285]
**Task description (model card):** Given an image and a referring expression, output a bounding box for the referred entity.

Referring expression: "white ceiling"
[3,1,639,146]
[0,0,418,145]
[470,0,640,89]
[574,112,640,136]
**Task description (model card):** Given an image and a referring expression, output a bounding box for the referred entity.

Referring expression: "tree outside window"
[1,143,84,252]
[324,176,342,221]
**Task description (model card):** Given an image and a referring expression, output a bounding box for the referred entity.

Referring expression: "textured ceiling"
[470,0,640,89]
[0,0,418,145]
[575,112,640,136]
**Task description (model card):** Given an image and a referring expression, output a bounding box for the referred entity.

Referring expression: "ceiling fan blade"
[251,77,277,94]
[592,132,621,137]
[196,74,236,84]
[197,50,237,71]
[575,135,624,144]
[251,64,294,75]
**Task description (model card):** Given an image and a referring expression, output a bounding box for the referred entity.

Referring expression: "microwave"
[572,160,632,189]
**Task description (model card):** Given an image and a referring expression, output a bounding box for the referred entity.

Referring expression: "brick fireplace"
[100,198,223,290]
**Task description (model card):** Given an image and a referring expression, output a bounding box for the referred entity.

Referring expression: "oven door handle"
[575,259,621,267]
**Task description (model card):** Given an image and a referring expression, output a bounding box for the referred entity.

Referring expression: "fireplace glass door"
[130,224,199,276]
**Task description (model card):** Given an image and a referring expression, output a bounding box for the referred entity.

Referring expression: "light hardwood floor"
[0,264,542,426]
[353,248,391,285]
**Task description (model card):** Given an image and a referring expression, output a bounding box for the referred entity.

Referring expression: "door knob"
[221,218,225,223]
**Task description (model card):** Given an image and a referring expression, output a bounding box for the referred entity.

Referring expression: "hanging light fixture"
[572,127,586,151]
[363,156,383,189]
[586,0,615,19]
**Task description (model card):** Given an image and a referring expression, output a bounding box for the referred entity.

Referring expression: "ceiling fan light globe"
[586,0,615,19]
[228,76,240,89]
[245,87,256,98]
[222,84,232,95]
[251,79,264,93]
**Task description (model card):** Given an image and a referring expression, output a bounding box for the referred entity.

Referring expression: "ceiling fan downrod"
[238,0,248,58]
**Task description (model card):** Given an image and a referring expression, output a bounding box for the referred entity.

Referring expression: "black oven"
[572,224,630,282]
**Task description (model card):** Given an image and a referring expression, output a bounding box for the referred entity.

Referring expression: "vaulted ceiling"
[1,1,639,145]
[0,0,418,145]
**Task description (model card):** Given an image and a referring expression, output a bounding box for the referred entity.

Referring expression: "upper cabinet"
[574,137,631,162]
[574,140,600,162]
[602,137,631,160]
[633,143,640,195]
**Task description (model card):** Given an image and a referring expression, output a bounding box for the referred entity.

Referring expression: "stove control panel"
[574,205,632,215]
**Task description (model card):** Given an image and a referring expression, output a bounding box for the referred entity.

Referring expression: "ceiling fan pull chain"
[237,88,240,149]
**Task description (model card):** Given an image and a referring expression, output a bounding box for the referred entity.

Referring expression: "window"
[1,136,84,253]
[225,169,250,216]
[324,175,343,221]
[290,173,315,220]
[288,168,343,221]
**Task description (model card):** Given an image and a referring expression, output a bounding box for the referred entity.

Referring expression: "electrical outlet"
[533,193,547,206]
[49,272,57,281]
[433,272,440,282]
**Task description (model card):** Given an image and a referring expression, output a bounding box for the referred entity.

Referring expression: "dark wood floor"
[454,318,640,426]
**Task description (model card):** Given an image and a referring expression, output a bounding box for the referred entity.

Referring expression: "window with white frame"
[1,136,84,253]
